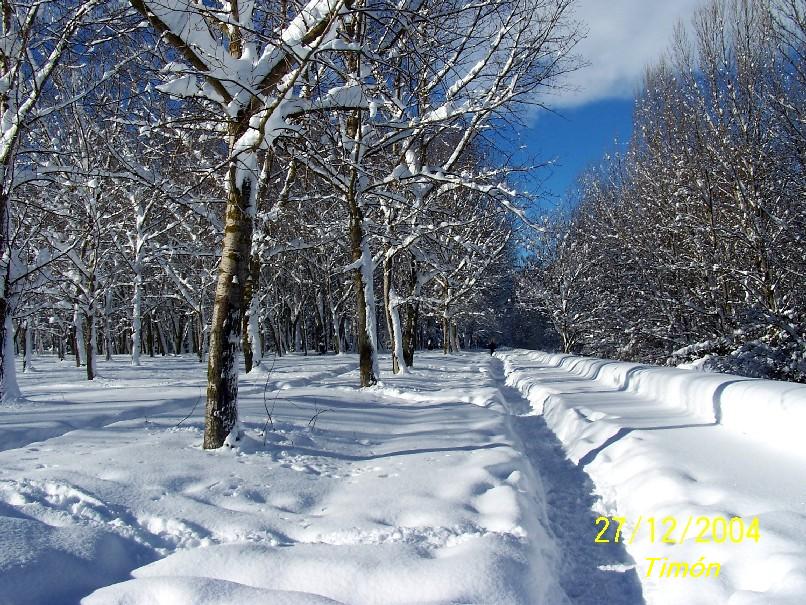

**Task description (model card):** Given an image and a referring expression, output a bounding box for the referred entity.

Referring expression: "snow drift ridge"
[504,350,806,456]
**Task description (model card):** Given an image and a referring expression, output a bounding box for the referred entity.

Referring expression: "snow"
[2,350,803,604]
[281,0,344,54]
[0,353,573,605]
[155,75,199,99]
[500,349,806,605]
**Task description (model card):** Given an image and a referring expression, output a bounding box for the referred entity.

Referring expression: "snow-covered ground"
[500,349,806,605]
[2,350,802,605]
[0,352,642,605]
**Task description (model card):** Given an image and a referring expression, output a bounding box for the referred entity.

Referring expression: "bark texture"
[203,127,254,449]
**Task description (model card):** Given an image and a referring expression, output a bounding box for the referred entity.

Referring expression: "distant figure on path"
[488,339,497,356]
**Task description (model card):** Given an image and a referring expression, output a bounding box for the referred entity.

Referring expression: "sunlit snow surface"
[1,353,636,605]
[6,350,802,604]
[501,350,806,605]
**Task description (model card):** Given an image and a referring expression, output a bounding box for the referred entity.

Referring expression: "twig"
[175,388,203,428]
[262,351,279,445]
[307,400,333,432]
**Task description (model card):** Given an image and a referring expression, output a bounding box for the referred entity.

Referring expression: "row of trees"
[521,0,805,382]
[1,0,580,446]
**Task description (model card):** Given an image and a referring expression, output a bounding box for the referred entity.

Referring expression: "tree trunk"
[104,288,113,361]
[203,133,256,449]
[156,319,167,356]
[0,187,20,400]
[382,254,401,373]
[332,313,342,354]
[339,315,348,353]
[266,306,282,356]
[242,254,261,372]
[301,312,309,356]
[388,288,408,374]
[196,310,209,363]
[74,305,86,366]
[70,326,79,366]
[318,291,329,353]
[0,293,20,401]
[402,258,419,367]
[85,314,96,381]
[131,198,146,364]
[329,294,341,354]
[403,299,417,367]
[348,194,378,386]
[147,314,154,357]
[22,321,33,373]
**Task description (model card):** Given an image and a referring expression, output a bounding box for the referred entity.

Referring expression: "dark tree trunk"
[402,259,418,367]
[242,254,259,372]
[203,126,255,449]
[196,315,204,362]
[348,196,377,386]
[403,301,418,367]
[71,326,80,367]
[147,314,154,357]
[301,312,308,356]
[0,296,11,398]
[84,316,95,381]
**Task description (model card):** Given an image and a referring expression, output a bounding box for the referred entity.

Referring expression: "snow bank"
[84,576,344,605]
[503,350,806,458]
[0,495,153,605]
[500,349,806,605]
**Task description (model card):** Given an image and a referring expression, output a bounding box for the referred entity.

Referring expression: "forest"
[2,2,806,604]
[519,0,806,383]
[1,0,804,457]
[1,0,579,447]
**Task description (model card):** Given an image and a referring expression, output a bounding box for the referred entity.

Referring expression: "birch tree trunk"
[203,123,255,448]
[382,254,399,373]
[74,304,86,366]
[388,287,408,374]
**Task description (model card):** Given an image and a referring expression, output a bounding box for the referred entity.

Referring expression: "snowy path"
[500,349,806,605]
[0,352,630,605]
[487,359,644,604]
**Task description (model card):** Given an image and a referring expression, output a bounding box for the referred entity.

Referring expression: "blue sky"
[518,99,634,209]
[521,0,704,206]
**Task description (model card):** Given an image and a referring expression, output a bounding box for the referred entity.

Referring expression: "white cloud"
[554,0,703,107]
